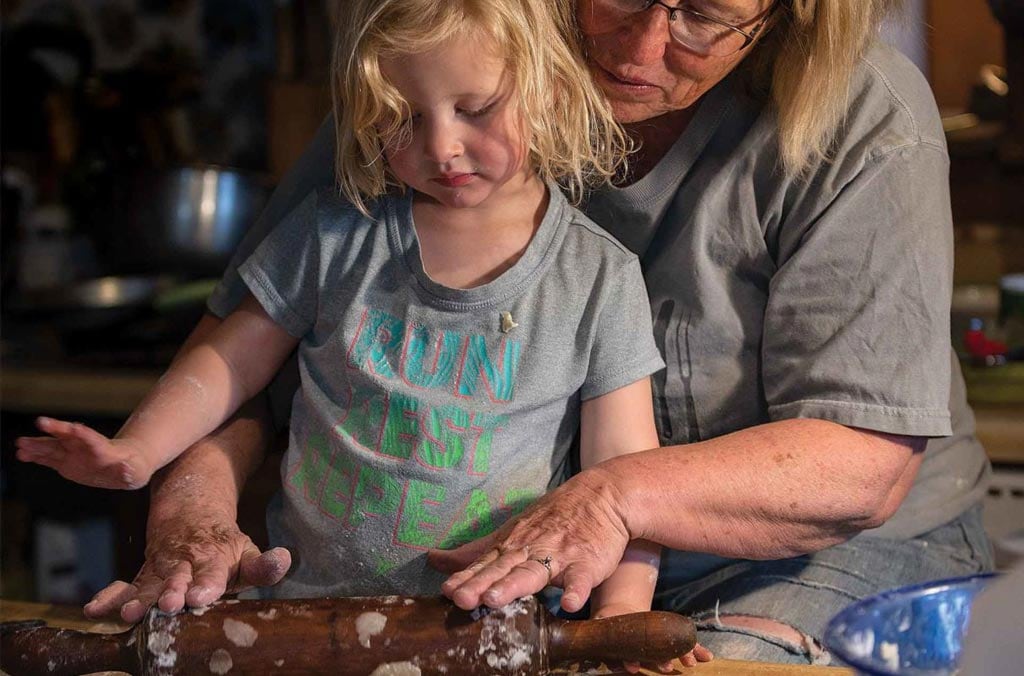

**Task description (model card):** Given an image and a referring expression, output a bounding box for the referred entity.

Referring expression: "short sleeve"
[208,117,336,317]
[582,257,666,400]
[764,141,953,436]
[238,191,322,338]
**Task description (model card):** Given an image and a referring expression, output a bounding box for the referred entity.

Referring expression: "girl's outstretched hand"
[428,465,632,613]
[15,416,152,489]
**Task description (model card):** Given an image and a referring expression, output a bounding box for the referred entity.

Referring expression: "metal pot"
[6,274,177,331]
[91,166,271,277]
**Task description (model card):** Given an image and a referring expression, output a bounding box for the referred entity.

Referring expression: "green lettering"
[348,465,403,529]
[440,489,495,548]
[380,392,420,460]
[468,413,508,475]
[396,479,446,549]
[287,433,330,503]
[417,405,470,469]
[318,451,358,521]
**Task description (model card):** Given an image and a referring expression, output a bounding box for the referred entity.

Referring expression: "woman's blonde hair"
[333,0,628,214]
[749,0,906,175]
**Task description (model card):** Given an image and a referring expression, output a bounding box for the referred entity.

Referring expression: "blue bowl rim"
[823,572,1000,676]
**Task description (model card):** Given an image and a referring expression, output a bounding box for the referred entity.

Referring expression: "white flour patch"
[190,605,211,616]
[369,661,422,676]
[356,611,388,648]
[475,599,533,670]
[403,598,415,606]
[879,641,900,670]
[223,618,258,647]
[146,614,180,669]
[274,659,285,667]
[209,648,233,674]
[257,608,278,621]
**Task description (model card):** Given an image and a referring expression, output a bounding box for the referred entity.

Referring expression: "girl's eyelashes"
[460,102,495,117]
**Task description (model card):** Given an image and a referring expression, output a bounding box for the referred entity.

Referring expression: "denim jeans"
[653,504,994,665]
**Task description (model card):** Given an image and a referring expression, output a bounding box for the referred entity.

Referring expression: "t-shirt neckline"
[387,180,568,309]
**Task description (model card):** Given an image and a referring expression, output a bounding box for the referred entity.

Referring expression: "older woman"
[83,0,992,666]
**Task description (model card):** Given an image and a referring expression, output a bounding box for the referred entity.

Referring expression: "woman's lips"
[433,173,476,188]
[594,63,660,93]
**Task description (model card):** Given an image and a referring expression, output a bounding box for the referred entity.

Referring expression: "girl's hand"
[15,416,153,489]
[428,465,632,612]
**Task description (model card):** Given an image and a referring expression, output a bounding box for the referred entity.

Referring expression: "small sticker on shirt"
[500,311,518,333]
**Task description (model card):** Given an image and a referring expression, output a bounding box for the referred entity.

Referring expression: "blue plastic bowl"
[823,573,998,675]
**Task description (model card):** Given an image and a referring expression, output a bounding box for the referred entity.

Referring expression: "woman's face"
[577,0,774,123]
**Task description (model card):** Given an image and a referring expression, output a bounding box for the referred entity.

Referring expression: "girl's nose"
[423,120,463,164]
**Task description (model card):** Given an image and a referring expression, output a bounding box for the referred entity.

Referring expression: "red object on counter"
[964,322,1008,358]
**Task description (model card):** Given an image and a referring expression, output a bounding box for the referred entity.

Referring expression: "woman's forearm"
[147,393,274,529]
[608,418,925,560]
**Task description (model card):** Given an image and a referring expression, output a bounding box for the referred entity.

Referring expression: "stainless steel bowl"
[95,166,271,277]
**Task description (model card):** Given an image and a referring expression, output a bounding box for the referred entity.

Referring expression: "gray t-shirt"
[235,185,663,597]
[584,42,989,538]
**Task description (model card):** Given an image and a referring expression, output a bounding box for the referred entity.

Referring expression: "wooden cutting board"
[0,600,852,675]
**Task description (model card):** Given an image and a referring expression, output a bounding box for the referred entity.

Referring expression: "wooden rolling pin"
[0,595,696,675]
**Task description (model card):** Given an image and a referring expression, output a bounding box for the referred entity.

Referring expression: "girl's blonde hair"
[333,0,628,214]
[749,0,906,175]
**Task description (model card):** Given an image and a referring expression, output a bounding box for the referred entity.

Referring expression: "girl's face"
[380,33,534,211]
[577,0,772,123]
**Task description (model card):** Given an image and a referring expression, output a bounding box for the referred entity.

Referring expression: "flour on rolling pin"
[356,611,389,648]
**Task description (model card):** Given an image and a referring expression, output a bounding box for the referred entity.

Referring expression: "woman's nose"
[620,7,673,65]
[423,120,463,163]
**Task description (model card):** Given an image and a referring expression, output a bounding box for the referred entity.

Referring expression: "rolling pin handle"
[546,610,697,667]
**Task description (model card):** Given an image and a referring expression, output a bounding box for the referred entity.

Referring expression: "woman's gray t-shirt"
[583,43,989,538]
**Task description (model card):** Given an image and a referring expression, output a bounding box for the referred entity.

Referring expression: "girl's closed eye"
[459,102,496,118]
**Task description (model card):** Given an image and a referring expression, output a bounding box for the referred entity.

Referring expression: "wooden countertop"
[0,600,852,675]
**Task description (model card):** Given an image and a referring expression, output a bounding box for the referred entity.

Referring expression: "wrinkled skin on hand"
[429,467,631,613]
[429,467,713,669]
[83,512,291,623]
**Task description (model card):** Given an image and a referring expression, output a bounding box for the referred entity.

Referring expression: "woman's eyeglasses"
[592,0,776,57]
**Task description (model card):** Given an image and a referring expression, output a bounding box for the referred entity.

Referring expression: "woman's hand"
[429,466,632,613]
[16,417,153,489]
[83,510,291,622]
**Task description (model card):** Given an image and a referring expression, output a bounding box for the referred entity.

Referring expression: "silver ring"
[532,555,553,579]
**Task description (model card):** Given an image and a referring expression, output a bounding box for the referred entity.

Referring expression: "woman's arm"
[431,418,923,611]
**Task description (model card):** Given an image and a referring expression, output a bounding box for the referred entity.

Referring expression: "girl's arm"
[579,378,662,620]
[16,295,298,489]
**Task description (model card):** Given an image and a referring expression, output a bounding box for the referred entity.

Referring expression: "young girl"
[17,0,664,621]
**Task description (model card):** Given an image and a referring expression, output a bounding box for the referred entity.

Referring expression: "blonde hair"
[749,0,906,175]
[333,0,628,214]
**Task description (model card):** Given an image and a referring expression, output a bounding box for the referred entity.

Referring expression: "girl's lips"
[433,173,476,188]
